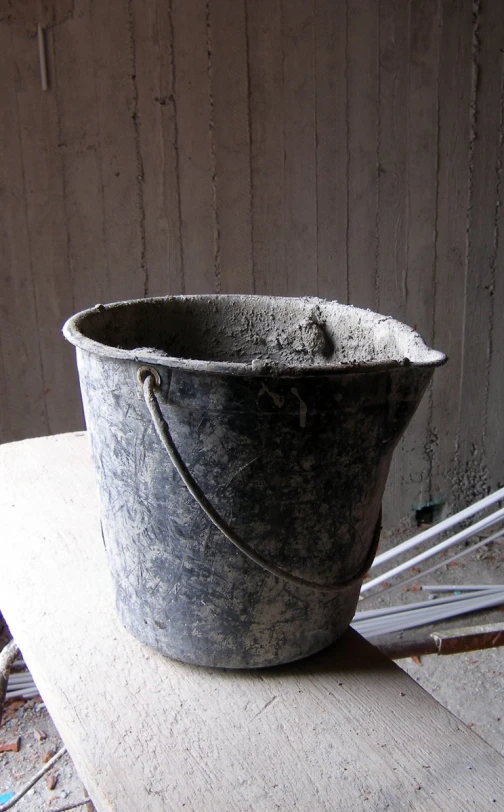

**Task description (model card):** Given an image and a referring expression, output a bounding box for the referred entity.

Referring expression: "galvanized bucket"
[63,295,446,668]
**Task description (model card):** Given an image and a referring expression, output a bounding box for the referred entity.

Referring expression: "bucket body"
[64,295,446,668]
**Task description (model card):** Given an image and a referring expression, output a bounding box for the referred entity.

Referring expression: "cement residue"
[65,295,446,374]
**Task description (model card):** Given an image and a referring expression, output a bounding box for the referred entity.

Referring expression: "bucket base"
[116,585,361,669]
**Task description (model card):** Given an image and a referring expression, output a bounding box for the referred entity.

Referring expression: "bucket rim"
[62,294,447,377]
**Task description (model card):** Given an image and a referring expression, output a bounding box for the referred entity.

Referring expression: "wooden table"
[1,433,504,811]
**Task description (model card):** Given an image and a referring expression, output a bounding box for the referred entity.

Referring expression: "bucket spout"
[63,295,446,668]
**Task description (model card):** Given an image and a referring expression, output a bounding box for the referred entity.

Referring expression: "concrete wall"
[1,0,503,527]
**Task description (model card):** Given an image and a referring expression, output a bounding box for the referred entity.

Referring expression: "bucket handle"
[140,367,381,594]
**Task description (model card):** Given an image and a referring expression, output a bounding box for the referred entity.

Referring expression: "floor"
[0,700,89,811]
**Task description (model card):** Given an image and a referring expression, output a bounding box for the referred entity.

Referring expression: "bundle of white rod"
[5,661,39,700]
[352,585,504,637]
[361,486,504,594]
[353,487,504,636]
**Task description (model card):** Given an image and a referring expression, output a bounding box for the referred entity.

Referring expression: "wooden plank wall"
[0,0,502,528]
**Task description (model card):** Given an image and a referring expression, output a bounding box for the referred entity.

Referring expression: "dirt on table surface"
[0,698,90,811]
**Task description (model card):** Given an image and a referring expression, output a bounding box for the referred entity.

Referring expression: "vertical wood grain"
[377,0,409,527]
[0,334,12,443]
[0,350,11,442]
[314,0,348,301]
[376,0,408,322]
[400,0,441,515]
[208,0,254,293]
[485,55,504,488]
[455,0,504,506]
[53,0,111,310]
[246,0,285,295]
[430,0,472,513]
[12,25,81,434]
[347,0,379,310]
[90,0,144,301]
[171,0,215,293]
[131,0,184,296]
[282,0,317,295]
[0,24,48,441]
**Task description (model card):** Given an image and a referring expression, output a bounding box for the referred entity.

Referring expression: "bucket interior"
[64,295,446,374]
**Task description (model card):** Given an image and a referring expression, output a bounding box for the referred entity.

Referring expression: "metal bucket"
[63,295,446,668]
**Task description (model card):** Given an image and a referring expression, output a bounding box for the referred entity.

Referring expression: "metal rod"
[377,637,439,659]
[361,508,504,593]
[51,800,92,812]
[5,688,40,700]
[377,623,504,660]
[371,486,504,569]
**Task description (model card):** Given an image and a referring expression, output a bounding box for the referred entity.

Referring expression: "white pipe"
[354,589,500,621]
[354,601,502,637]
[359,529,504,602]
[356,589,504,628]
[353,591,504,637]
[361,508,504,593]
[421,584,504,593]
[371,486,504,569]
[5,688,41,700]
[7,673,33,680]
[6,686,34,692]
